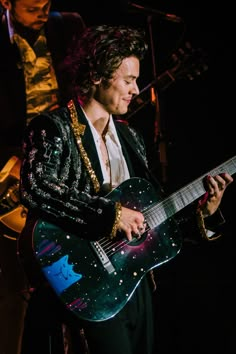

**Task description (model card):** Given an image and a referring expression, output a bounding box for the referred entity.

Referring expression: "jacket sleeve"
[176,201,226,245]
[20,110,118,240]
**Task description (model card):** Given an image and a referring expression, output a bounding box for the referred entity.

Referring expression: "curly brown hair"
[63,24,148,102]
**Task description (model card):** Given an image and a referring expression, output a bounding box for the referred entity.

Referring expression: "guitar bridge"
[90,241,115,274]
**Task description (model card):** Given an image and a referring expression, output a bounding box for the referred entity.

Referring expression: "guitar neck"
[145,156,236,229]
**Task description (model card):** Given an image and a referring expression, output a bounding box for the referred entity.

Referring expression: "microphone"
[128,2,183,23]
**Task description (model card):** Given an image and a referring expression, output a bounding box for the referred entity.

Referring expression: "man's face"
[2,0,51,30]
[96,56,140,116]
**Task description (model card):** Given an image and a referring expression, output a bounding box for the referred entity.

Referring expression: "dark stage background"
[52,1,235,353]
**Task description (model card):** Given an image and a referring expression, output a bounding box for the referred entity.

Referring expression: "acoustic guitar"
[32,155,235,322]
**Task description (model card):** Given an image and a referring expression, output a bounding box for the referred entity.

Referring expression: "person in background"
[18,24,233,354]
[0,0,85,353]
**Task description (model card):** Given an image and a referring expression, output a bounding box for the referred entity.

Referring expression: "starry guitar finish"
[32,156,236,322]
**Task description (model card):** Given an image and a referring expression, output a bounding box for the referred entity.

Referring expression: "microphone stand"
[126,2,183,183]
[147,15,168,184]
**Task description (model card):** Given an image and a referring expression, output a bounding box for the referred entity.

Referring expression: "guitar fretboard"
[145,156,236,229]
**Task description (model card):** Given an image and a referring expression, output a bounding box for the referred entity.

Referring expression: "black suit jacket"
[20,101,156,237]
[0,11,85,168]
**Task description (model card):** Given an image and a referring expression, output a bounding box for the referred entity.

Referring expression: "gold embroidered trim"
[67,99,100,193]
[196,207,222,241]
[110,202,122,239]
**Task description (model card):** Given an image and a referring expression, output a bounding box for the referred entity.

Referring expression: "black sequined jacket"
[20,100,162,240]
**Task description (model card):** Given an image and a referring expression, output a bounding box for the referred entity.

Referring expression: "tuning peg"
[187,74,194,81]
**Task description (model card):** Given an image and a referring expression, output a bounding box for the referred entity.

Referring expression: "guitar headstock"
[164,41,208,83]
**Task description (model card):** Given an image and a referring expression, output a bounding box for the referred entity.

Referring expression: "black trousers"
[81,276,154,354]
